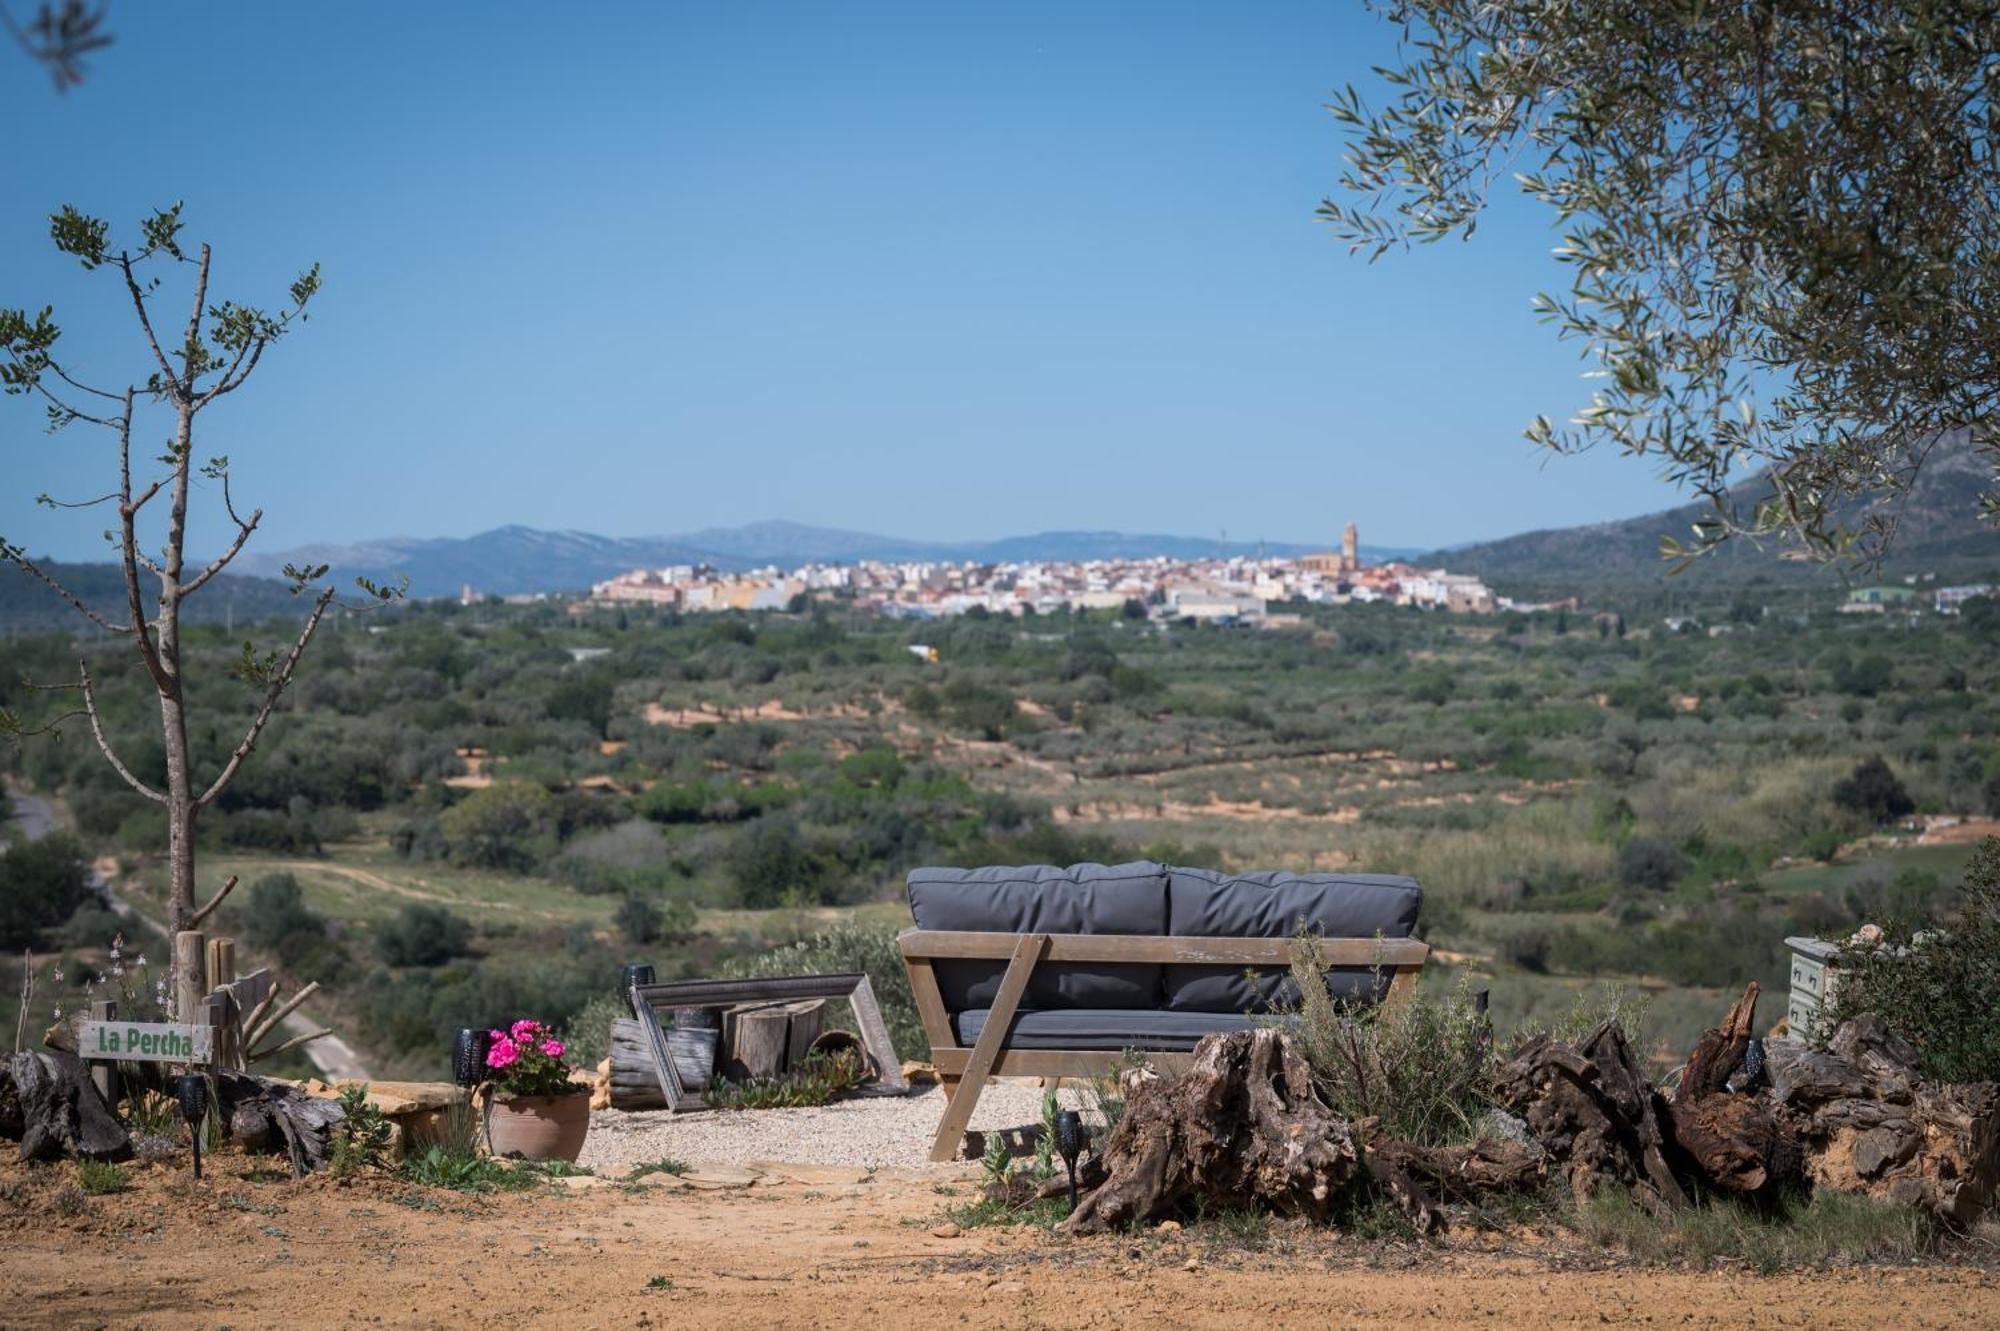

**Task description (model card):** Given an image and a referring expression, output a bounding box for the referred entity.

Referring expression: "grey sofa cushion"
[954,1007,1258,1052]
[906,862,1167,1011]
[1163,869,1422,1013]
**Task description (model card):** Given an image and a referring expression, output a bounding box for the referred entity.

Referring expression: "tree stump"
[6,1051,131,1163]
[1764,1016,1999,1225]
[1666,983,1802,1197]
[1492,1021,1686,1211]
[720,1000,826,1082]
[215,1071,347,1176]
[1059,1029,1361,1235]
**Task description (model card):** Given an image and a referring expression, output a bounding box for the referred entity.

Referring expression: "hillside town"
[586,522,1511,622]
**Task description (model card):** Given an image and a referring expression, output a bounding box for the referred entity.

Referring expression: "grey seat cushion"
[1163,869,1422,1013]
[906,862,1167,1011]
[954,1007,1259,1052]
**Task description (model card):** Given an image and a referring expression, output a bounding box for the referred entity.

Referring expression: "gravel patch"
[579,1080,1094,1172]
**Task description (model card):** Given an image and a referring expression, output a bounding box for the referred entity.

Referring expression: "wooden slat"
[632,974,868,1008]
[928,932,1046,1162]
[898,929,1429,968]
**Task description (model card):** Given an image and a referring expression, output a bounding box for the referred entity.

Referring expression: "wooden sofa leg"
[939,1073,961,1105]
[929,1074,986,1162]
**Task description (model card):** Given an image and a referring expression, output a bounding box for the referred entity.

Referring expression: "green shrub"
[439,782,558,872]
[1616,837,1686,892]
[1831,755,1915,825]
[0,834,93,949]
[1268,940,1492,1146]
[374,904,475,967]
[1827,837,2000,1082]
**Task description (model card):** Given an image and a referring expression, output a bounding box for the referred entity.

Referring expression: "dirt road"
[3,1156,1994,1330]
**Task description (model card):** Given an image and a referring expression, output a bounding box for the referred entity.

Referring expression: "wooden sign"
[79,1020,213,1064]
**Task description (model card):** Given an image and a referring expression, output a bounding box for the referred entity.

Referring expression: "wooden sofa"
[897,862,1428,1161]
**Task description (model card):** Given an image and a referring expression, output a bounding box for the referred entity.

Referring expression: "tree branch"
[197,585,336,809]
[0,543,132,633]
[116,252,180,397]
[78,658,166,803]
[179,500,261,599]
[179,243,210,392]
[188,874,239,929]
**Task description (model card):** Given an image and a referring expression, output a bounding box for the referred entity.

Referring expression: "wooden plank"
[630,981,689,1112]
[903,955,956,1052]
[847,975,908,1094]
[228,967,274,1017]
[1383,965,1421,1014]
[896,930,1429,968]
[632,974,869,1009]
[928,932,1046,1162]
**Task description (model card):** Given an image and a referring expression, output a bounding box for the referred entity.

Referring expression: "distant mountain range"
[228,522,1428,600]
[5,437,1991,629]
[1431,429,1997,587]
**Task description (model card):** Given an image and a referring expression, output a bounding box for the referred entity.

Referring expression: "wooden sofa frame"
[898,929,1429,1162]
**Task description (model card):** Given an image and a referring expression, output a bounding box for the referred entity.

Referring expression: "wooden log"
[171,931,207,1025]
[206,937,237,994]
[215,1070,346,1176]
[1060,1029,1361,1235]
[722,1003,793,1082]
[784,999,826,1069]
[608,1018,668,1110]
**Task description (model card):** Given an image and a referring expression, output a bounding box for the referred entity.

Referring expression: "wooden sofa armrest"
[896,927,1429,969]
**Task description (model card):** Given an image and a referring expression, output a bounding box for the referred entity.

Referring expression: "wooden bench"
[899,927,1428,1162]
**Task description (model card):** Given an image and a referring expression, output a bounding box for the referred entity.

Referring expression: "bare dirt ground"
[4,1156,1996,1330]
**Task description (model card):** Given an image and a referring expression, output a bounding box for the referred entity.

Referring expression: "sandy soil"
[4,1155,1995,1331]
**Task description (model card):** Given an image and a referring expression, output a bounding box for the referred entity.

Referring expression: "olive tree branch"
[77,658,166,803]
[197,584,337,809]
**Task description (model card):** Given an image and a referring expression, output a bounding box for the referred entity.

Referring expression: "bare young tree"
[0,203,397,948]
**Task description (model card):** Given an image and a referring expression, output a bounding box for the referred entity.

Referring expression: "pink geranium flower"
[539,1039,565,1058]
[511,1019,540,1042]
[486,1036,520,1069]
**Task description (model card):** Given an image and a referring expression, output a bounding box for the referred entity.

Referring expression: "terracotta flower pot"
[486,1090,590,1162]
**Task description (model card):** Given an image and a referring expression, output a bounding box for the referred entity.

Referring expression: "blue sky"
[6,2,1697,564]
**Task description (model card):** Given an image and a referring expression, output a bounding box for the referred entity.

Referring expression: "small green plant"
[74,1159,125,1195]
[627,1157,690,1180]
[1032,1089,1059,1182]
[120,1087,178,1138]
[52,1184,86,1217]
[979,1129,1010,1193]
[397,1145,541,1194]
[946,1192,1071,1231]
[644,1275,675,1292]
[1576,1187,1933,1271]
[1268,935,1493,1146]
[328,1084,392,1179]
[706,1050,864,1111]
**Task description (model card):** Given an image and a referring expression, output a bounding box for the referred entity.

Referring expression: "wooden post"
[206,937,236,992]
[172,931,207,1025]
[89,998,117,1105]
